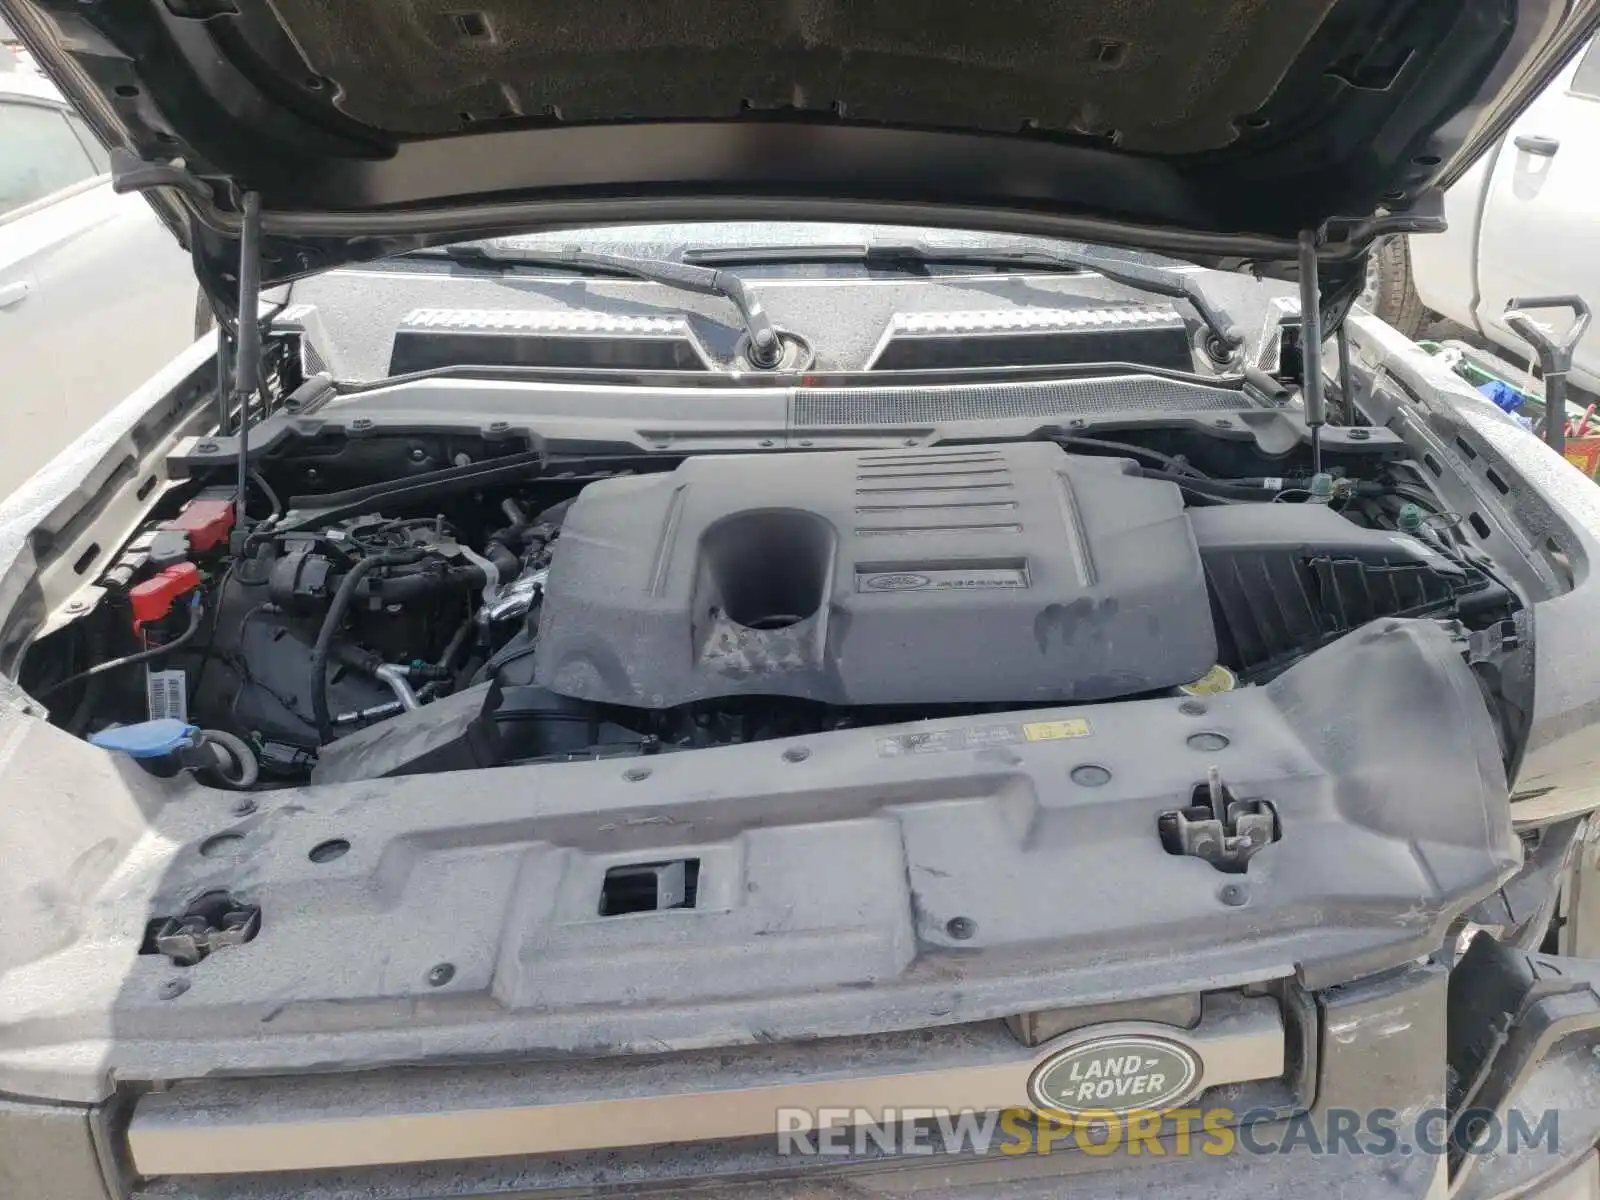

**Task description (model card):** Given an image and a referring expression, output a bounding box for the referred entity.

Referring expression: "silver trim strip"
[128,998,1284,1175]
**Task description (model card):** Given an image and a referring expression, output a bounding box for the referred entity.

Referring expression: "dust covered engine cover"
[533,443,1216,706]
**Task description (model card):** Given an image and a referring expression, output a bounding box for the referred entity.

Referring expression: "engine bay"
[21,421,1523,791]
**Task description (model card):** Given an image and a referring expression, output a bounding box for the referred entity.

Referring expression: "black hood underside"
[2,0,1596,289]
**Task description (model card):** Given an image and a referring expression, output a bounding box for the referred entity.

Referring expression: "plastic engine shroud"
[533,443,1217,707]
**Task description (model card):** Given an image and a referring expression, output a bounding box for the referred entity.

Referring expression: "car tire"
[1365,236,1428,338]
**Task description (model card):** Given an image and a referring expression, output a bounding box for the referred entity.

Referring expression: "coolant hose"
[484,540,521,581]
[195,728,259,789]
[310,551,411,743]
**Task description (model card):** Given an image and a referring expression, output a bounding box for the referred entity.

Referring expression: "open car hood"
[1,0,1597,292]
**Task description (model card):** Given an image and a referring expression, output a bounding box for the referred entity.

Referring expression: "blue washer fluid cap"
[1477,379,1526,414]
[90,720,199,759]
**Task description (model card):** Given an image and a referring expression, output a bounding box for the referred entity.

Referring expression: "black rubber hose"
[1143,470,1391,501]
[533,497,575,529]
[1138,471,1282,500]
[474,628,537,686]
[1053,436,1211,478]
[484,540,521,581]
[65,612,112,734]
[1175,486,1241,507]
[195,728,259,789]
[310,553,396,743]
[437,615,475,672]
[249,471,283,523]
[41,601,204,700]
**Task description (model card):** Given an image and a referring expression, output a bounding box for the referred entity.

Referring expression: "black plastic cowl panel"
[533,443,1217,706]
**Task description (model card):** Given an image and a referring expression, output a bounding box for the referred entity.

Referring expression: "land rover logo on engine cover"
[863,573,931,591]
[1027,1034,1202,1115]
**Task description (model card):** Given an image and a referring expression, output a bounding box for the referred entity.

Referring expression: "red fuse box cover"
[130,563,201,632]
[160,498,235,553]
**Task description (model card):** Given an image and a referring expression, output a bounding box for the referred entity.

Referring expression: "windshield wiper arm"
[682,242,1242,355]
[406,245,782,367]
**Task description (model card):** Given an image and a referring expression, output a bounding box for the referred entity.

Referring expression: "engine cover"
[533,443,1216,706]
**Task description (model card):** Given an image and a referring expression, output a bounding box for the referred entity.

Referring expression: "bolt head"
[489,421,510,433]
[426,963,455,987]
[196,441,218,454]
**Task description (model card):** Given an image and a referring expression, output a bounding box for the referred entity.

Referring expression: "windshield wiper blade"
[682,242,1242,355]
[405,245,782,367]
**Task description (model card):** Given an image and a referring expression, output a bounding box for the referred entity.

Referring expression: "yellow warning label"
[1179,664,1238,696]
[1021,718,1093,742]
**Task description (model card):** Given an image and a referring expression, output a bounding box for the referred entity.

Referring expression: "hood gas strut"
[232,192,263,534]
[1298,229,1326,477]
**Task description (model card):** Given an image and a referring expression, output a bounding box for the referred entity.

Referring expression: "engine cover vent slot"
[600,860,700,915]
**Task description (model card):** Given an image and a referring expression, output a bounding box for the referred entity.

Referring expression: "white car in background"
[1367,36,1600,399]
[0,66,197,497]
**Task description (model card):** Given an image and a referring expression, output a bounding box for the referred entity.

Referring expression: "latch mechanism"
[142,890,261,966]
[1158,766,1278,872]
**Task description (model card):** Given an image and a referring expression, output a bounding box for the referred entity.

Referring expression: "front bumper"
[7,947,1600,1200]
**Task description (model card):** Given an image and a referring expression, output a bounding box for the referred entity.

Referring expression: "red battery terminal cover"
[160,498,235,554]
[130,563,202,633]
